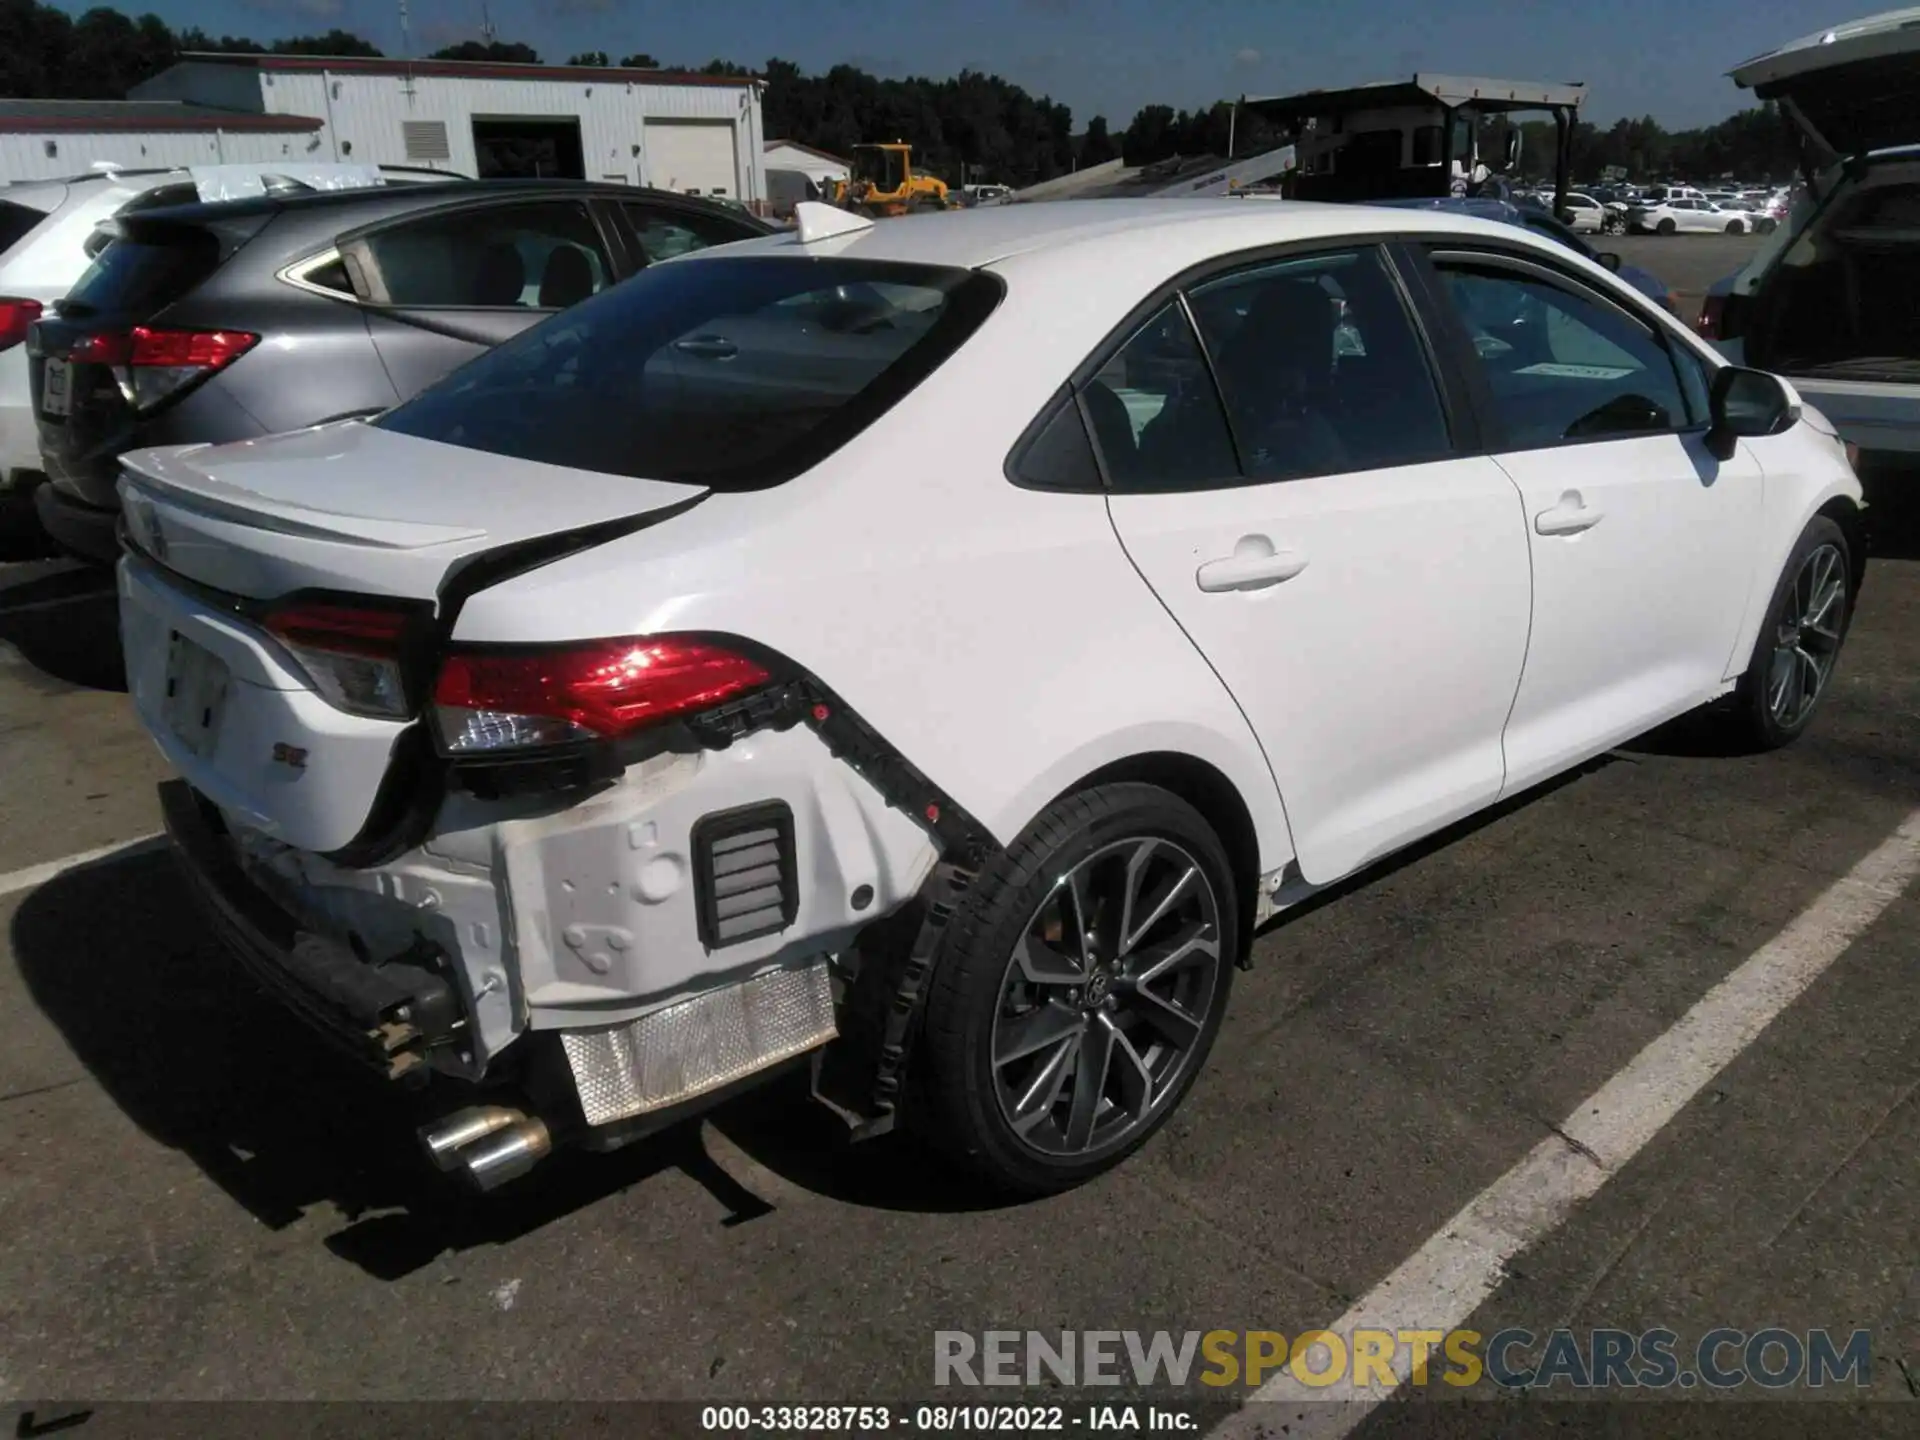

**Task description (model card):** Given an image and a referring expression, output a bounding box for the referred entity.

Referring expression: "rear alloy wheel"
[915,783,1237,1194]
[1657,218,1677,235]
[1721,516,1852,750]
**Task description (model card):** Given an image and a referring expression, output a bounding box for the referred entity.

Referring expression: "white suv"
[1711,8,1920,469]
[118,201,1863,1197]
[0,163,456,496]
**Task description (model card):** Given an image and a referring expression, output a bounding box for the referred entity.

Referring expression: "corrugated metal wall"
[260,71,765,199]
[0,128,322,182]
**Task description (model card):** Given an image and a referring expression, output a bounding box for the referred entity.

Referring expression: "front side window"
[345,201,613,309]
[377,255,1001,489]
[1187,247,1451,480]
[1435,257,1690,450]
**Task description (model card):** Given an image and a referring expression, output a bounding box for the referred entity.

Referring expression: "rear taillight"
[1696,292,1727,339]
[70,325,258,411]
[432,637,771,754]
[0,297,42,352]
[264,601,414,719]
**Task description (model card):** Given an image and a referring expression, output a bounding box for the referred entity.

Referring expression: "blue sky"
[64,0,1841,129]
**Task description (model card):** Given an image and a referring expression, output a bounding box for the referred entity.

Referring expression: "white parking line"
[0,834,166,901]
[1213,807,1920,1440]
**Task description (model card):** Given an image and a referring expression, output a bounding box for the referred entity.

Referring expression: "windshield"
[853,148,908,190]
[376,256,1003,489]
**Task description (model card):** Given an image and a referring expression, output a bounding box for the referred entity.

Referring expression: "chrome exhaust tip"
[419,1105,523,1173]
[459,1117,553,1193]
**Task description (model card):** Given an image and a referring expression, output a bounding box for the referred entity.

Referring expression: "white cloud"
[1233,47,1262,66]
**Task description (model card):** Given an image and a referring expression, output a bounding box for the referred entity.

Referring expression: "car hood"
[1730,6,1920,160]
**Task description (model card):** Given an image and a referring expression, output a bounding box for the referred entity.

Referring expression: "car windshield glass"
[376,255,1003,489]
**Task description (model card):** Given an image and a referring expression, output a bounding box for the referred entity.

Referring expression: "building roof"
[171,52,760,89]
[764,138,851,166]
[0,99,323,134]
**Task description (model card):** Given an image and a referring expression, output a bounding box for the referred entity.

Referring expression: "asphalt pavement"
[1608,231,1762,326]
[4,339,1920,1432]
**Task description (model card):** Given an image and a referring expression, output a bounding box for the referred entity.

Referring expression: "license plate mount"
[163,631,230,759]
[41,356,70,418]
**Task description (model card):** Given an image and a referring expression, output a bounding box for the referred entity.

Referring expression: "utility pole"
[397,0,410,58]
[480,0,496,42]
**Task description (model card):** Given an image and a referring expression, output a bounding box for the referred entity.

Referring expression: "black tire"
[1719,515,1853,751]
[1725,219,1745,234]
[1757,217,1778,235]
[914,782,1239,1195]
[1657,218,1677,235]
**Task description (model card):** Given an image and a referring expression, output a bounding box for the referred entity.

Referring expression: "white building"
[763,138,850,187]
[0,99,328,182]
[122,53,765,201]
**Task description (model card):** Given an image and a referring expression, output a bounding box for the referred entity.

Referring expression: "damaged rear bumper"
[161,778,461,1080]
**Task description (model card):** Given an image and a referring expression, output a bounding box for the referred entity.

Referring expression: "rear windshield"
[59,230,221,317]
[0,201,50,257]
[375,255,1003,489]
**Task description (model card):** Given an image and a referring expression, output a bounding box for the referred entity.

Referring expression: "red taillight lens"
[67,325,258,411]
[1696,292,1726,339]
[264,601,414,719]
[432,638,771,754]
[130,325,258,368]
[0,297,42,351]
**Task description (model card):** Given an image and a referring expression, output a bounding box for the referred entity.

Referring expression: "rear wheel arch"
[1054,751,1264,961]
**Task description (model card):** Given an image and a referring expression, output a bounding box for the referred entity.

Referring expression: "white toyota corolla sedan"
[116,198,1865,1196]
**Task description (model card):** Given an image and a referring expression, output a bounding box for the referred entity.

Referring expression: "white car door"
[1422,245,1765,791]
[1100,244,1533,885]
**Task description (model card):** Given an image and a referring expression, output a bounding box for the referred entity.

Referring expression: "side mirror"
[1595,251,1623,273]
[1707,366,1799,459]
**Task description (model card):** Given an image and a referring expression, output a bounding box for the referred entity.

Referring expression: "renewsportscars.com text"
[933,1328,1871,1391]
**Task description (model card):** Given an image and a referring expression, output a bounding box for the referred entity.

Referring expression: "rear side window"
[1082,302,1239,492]
[0,201,49,257]
[60,230,221,316]
[1188,248,1451,479]
[376,256,1003,490]
[622,202,757,264]
[345,201,613,309]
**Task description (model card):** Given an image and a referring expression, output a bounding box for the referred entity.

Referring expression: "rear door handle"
[1195,537,1309,593]
[1534,492,1604,536]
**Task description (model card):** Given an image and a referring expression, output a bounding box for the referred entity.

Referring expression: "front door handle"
[1535,491,1604,536]
[1195,536,1309,593]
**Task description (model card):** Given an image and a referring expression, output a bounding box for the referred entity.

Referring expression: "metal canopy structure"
[1243,75,1587,122]
[1241,74,1587,215]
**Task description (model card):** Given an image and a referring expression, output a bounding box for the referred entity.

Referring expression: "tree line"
[0,0,1800,188]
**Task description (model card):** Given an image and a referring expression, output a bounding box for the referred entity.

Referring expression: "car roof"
[678,198,1566,272]
[121,178,753,231]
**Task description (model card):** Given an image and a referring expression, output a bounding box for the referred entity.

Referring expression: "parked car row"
[1509,181,1795,236]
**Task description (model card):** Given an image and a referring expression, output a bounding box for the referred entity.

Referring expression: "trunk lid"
[118,422,708,855]
[1730,7,1920,161]
[119,419,708,601]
